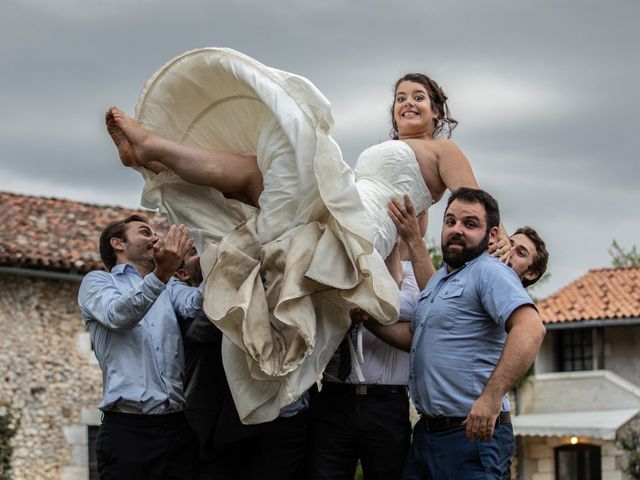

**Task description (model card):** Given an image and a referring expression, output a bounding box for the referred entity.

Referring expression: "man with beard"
[78,216,200,480]
[368,188,546,479]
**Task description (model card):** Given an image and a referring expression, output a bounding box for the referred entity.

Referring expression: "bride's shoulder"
[401,138,460,158]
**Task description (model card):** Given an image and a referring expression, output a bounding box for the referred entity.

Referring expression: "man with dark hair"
[369,187,546,479]
[508,226,549,288]
[78,217,200,480]
[174,248,310,480]
[98,214,148,270]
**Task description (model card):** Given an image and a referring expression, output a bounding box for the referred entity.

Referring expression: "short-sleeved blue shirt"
[409,252,534,416]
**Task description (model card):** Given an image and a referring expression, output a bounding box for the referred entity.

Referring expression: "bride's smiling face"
[393,81,438,138]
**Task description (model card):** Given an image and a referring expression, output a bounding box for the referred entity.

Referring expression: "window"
[558,329,593,372]
[555,444,601,480]
[88,425,99,480]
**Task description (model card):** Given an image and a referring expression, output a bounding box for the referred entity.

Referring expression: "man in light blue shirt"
[369,188,546,479]
[78,215,200,480]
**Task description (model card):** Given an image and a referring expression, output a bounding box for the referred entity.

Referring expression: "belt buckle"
[355,384,367,395]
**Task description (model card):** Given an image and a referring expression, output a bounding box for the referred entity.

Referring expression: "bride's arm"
[435,140,511,262]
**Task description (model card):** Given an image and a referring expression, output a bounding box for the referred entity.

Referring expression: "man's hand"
[465,391,502,441]
[153,224,194,283]
[388,194,423,248]
[488,227,511,263]
[350,308,371,325]
[387,194,434,290]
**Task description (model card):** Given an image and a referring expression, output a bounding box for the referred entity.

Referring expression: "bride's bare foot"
[105,107,140,168]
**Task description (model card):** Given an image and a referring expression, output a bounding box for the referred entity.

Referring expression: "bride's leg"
[106,107,264,206]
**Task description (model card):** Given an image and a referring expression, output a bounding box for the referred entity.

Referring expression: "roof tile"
[538,266,640,324]
[0,191,168,274]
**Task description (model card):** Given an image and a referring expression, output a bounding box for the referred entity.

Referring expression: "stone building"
[513,266,640,480]
[0,191,165,480]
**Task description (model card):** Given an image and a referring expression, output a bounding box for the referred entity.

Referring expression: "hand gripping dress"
[134,48,433,424]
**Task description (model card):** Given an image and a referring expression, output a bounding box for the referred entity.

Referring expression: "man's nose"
[450,221,464,235]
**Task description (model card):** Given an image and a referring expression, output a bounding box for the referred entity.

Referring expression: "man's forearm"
[364,320,413,352]
[406,238,435,291]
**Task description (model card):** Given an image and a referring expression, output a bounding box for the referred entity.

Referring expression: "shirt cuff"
[143,272,168,299]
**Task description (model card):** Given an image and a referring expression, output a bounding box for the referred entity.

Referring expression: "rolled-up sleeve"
[168,278,203,320]
[78,271,166,330]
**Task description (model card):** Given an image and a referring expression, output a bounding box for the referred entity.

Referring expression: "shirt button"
[156,346,160,351]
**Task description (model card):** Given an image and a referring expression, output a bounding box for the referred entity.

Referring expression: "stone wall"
[0,274,102,480]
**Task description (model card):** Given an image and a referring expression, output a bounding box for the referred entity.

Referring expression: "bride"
[106,48,509,423]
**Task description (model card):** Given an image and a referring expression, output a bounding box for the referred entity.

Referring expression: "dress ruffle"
[134,48,399,423]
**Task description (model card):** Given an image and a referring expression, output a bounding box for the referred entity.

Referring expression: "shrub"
[620,428,640,479]
[0,405,19,480]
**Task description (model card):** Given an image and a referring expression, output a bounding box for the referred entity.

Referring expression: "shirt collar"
[111,263,142,277]
[443,252,488,277]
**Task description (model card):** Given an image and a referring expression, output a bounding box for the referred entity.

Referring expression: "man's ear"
[488,226,499,244]
[175,268,190,283]
[110,237,125,254]
[524,269,539,284]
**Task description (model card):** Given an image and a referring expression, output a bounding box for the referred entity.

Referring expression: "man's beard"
[442,231,491,269]
[127,243,156,273]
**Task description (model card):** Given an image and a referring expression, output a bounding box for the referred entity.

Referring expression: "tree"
[609,240,640,267]
[426,237,442,269]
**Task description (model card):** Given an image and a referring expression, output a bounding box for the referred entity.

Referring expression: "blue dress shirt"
[78,264,203,414]
[409,253,534,417]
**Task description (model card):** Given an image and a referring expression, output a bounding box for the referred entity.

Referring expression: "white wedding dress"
[134,48,432,423]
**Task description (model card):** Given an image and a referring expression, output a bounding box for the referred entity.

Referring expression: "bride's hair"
[390,73,458,140]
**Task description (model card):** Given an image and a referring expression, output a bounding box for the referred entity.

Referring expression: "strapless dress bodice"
[354,140,432,258]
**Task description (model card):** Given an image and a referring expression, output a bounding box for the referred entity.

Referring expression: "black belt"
[419,411,511,433]
[321,382,407,396]
[102,410,186,426]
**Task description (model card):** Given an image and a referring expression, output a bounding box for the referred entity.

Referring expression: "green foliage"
[427,237,443,269]
[354,460,363,480]
[619,428,640,479]
[0,405,19,480]
[609,240,640,267]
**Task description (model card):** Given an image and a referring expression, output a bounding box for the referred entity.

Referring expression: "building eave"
[545,317,640,330]
[0,265,84,282]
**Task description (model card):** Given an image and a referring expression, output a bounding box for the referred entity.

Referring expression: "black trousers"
[309,385,412,480]
[197,410,310,480]
[96,411,198,480]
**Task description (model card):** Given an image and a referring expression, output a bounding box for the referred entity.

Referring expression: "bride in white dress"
[106,48,509,424]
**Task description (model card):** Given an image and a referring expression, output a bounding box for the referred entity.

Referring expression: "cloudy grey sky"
[2,0,638,297]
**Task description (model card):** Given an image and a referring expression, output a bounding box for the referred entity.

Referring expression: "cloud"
[1,0,639,300]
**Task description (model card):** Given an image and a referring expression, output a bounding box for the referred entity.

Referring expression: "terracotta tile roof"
[538,267,640,324]
[0,191,167,274]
